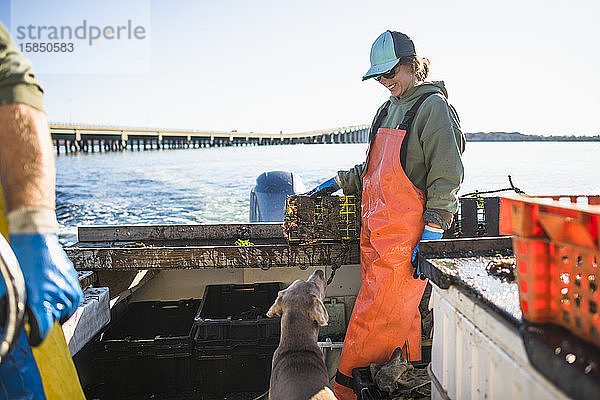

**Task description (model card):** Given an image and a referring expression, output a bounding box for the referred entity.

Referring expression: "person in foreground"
[308,30,465,400]
[0,23,84,399]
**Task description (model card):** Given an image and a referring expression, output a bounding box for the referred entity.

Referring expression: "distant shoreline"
[465,132,600,142]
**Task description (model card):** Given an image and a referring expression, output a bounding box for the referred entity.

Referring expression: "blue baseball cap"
[362,31,416,81]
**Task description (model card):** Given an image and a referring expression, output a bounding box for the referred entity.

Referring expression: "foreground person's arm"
[0,22,83,345]
[0,104,83,345]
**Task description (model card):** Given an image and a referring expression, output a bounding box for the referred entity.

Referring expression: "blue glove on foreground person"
[6,208,83,346]
[305,177,341,198]
[412,225,444,279]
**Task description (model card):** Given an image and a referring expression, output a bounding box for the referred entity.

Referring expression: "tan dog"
[267,270,337,400]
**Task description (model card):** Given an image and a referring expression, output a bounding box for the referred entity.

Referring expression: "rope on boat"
[327,241,352,285]
[462,175,526,197]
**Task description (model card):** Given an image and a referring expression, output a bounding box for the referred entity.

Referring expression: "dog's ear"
[311,296,329,326]
[266,290,284,317]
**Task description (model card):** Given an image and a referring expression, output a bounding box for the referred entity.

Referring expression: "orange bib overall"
[335,93,434,400]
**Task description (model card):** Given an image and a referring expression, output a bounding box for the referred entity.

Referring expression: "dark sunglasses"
[375,63,399,81]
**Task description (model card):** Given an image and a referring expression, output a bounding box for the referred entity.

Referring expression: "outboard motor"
[250,171,305,222]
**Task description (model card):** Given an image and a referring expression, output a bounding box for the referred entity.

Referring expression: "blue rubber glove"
[9,233,83,346]
[305,177,340,198]
[412,225,444,279]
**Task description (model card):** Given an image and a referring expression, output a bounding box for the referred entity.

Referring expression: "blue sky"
[2,0,599,135]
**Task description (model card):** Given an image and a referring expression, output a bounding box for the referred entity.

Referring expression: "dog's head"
[266,270,329,326]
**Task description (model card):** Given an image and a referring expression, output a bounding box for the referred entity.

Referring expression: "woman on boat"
[306,30,465,400]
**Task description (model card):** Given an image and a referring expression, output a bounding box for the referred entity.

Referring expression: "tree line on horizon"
[465,132,600,141]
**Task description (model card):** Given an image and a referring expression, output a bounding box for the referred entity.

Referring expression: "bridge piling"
[49,124,369,154]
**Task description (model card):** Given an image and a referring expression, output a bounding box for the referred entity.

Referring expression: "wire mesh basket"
[284,195,361,243]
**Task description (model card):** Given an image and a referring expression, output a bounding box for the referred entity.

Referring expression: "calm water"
[55,142,600,243]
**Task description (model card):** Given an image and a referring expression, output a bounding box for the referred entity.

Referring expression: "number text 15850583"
[19,42,74,53]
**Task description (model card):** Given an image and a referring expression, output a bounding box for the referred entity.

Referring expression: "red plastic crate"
[512,237,556,321]
[536,202,599,251]
[550,244,600,344]
[499,197,546,238]
[505,195,600,347]
[535,195,600,206]
[501,195,600,248]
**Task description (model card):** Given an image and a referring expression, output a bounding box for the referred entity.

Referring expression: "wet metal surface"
[429,255,521,322]
[419,238,520,325]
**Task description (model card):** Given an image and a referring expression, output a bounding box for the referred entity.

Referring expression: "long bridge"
[49,124,370,154]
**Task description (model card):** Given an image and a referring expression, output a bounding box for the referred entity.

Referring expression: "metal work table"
[419,237,600,400]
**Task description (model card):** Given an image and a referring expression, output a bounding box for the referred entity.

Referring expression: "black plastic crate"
[91,355,192,399]
[193,282,282,342]
[196,343,278,359]
[105,299,199,346]
[93,299,201,398]
[191,283,282,395]
[192,342,276,395]
[445,196,501,239]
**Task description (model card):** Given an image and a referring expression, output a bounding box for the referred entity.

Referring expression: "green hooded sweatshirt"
[337,81,465,229]
[0,23,44,111]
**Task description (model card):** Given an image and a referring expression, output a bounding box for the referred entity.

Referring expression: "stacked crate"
[500,195,600,346]
[89,283,282,399]
[93,299,201,398]
[191,283,282,395]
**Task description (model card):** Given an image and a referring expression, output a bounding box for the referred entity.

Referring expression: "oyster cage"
[284,195,361,243]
